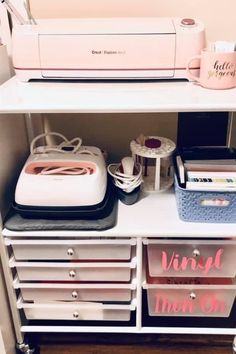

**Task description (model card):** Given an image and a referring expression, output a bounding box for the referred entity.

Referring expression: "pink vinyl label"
[154,293,226,314]
[161,248,224,275]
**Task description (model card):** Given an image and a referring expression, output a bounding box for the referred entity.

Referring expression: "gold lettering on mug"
[208,60,236,80]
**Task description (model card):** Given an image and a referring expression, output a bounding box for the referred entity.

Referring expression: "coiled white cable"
[30,132,83,155]
[107,162,142,193]
[30,132,96,176]
[39,166,92,176]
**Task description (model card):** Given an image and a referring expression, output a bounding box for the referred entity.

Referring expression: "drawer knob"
[72,290,78,299]
[67,248,74,256]
[69,269,76,278]
[73,312,79,319]
[192,249,200,257]
[189,292,196,300]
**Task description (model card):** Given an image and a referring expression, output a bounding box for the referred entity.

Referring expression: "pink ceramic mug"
[187,49,236,89]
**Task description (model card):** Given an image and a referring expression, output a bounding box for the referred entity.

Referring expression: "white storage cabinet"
[1,78,236,353]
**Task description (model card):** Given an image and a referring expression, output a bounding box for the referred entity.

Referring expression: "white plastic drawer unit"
[144,238,236,278]
[17,298,136,321]
[143,278,236,317]
[5,238,136,261]
[9,257,136,282]
[14,278,136,302]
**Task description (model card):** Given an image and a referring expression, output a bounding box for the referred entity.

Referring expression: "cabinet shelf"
[1,76,236,114]
[3,190,236,238]
[19,325,236,335]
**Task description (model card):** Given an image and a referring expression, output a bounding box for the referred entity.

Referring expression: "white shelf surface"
[1,76,236,113]
[20,325,236,335]
[4,190,236,238]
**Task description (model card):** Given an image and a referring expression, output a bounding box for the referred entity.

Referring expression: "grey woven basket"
[174,175,236,223]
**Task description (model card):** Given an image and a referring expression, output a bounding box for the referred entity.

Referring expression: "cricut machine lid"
[38,18,176,77]
[36,17,176,35]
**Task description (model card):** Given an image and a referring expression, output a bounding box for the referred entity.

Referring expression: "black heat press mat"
[5,201,117,231]
[5,182,118,231]
[12,176,116,220]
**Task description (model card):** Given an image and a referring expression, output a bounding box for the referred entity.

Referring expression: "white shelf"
[3,190,236,238]
[1,76,236,114]
[20,325,236,335]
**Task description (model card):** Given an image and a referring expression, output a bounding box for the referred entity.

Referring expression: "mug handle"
[187,55,201,82]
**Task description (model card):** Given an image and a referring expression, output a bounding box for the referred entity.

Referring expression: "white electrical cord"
[30,132,83,155]
[107,162,143,193]
[39,166,92,176]
[30,132,96,176]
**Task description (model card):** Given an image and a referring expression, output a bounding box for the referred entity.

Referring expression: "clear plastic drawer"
[17,298,136,321]
[6,238,136,261]
[10,258,136,282]
[144,239,236,278]
[143,277,236,317]
[14,277,136,302]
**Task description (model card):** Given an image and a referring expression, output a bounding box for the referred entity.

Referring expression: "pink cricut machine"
[10,14,205,81]
[14,133,114,219]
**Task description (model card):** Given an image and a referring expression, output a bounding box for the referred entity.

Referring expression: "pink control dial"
[181,18,196,26]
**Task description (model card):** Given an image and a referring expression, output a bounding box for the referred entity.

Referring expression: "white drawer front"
[9,239,135,261]
[18,301,134,321]
[145,239,236,278]
[11,259,136,282]
[20,287,132,302]
[16,266,132,282]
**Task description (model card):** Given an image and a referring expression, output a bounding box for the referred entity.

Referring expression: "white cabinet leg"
[232,336,236,353]
[16,342,35,354]
[0,228,24,344]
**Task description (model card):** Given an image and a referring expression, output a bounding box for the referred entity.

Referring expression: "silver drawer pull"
[73,312,79,319]
[69,269,76,278]
[72,290,78,299]
[192,249,200,257]
[189,292,196,300]
[67,248,74,256]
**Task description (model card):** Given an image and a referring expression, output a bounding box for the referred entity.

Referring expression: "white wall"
[29,0,236,42]
[6,0,234,46]
[43,113,177,162]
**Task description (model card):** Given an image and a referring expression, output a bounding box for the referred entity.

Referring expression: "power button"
[181,18,196,26]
